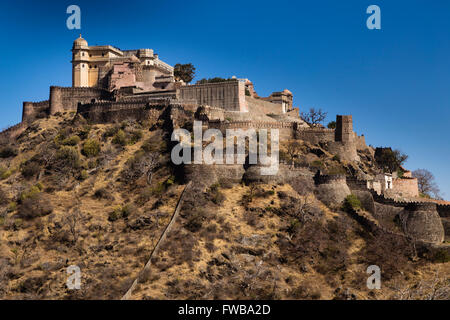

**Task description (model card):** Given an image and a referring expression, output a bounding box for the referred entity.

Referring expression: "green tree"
[196,77,234,84]
[174,63,196,84]
[375,147,408,173]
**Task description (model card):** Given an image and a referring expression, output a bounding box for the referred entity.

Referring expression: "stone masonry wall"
[437,204,450,218]
[22,100,50,122]
[354,133,369,150]
[335,115,353,143]
[0,122,26,140]
[245,96,283,115]
[208,120,294,139]
[77,100,164,123]
[49,86,112,115]
[400,203,444,244]
[178,80,248,112]
[294,127,334,144]
[392,178,419,197]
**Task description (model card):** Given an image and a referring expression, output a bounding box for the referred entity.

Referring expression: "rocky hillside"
[0,113,448,300]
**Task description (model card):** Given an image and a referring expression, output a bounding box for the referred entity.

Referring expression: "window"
[82,52,85,57]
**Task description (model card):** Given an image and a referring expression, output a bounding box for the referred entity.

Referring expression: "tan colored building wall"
[246,96,283,115]
[71,36,173,90]
[73,62,89,87]
[178,81,248,112]
[393,178,419,197]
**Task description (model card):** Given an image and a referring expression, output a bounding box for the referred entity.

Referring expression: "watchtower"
[335,115,353,143]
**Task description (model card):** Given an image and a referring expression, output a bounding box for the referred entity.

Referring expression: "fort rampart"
[22,100,50,122]
[346,177,369,191]
[314,173,347,185]
[77,100,164,123]
[294,127,335,144]
[208,120,294,139]
[0,122,26,140]
[437,204,450,218]
[245,96,283,115]
[177,80,248,112]
[77,98,199,123]
[49,86,112,115]
[392,177,419,197]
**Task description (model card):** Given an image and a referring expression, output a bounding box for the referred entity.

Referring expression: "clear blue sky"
[0,0,449,198]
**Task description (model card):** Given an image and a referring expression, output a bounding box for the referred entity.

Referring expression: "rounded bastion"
[399,203,444,244]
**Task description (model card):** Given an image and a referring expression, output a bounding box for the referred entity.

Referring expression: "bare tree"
[145,152,160,185]
[300,108,327,126]
[412,169,441,199]
[122,152,160,185]
[391,271,450,300]
[283,140,303,168]
[64,207,82,244]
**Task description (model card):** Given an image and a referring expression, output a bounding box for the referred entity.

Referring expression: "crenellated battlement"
[50,86,109,93]
[314,172,347,185]
[208,120,295,129]
[22,100,50,122]
[405,202,437,212]
[0,122,26,139]
[436,204,450,218]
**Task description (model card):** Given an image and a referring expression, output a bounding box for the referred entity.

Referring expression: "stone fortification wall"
[327,141,359,162]
[335,115,353,142]
[22,100,50,122]
[208,120,294,139]
[294,127,334,144]
[392,177,419,198]
[122,90,177,100]
[245,96,283,115]
[354,133,369,150]
[195,105,225,121]
[243,164,314,184]
[77,100,165,123]
[178,80,248,112]
[346,177,369,191]
[0,122,26,140]
[400,203,445,244]
[77,98,198,124]
[49,86,112,115]
[437,204,450,218]
[314,173,351,206]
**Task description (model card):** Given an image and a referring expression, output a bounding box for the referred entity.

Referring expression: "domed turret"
[73,34,88,48]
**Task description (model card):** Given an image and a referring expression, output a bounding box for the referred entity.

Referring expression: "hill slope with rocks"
[0,113,448,300]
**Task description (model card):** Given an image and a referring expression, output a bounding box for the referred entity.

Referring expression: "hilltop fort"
[4,36,445,246]
[15,37,418,193]
[0,36,448,300]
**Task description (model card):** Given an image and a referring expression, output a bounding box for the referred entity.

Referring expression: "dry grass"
[0,114,448,300]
